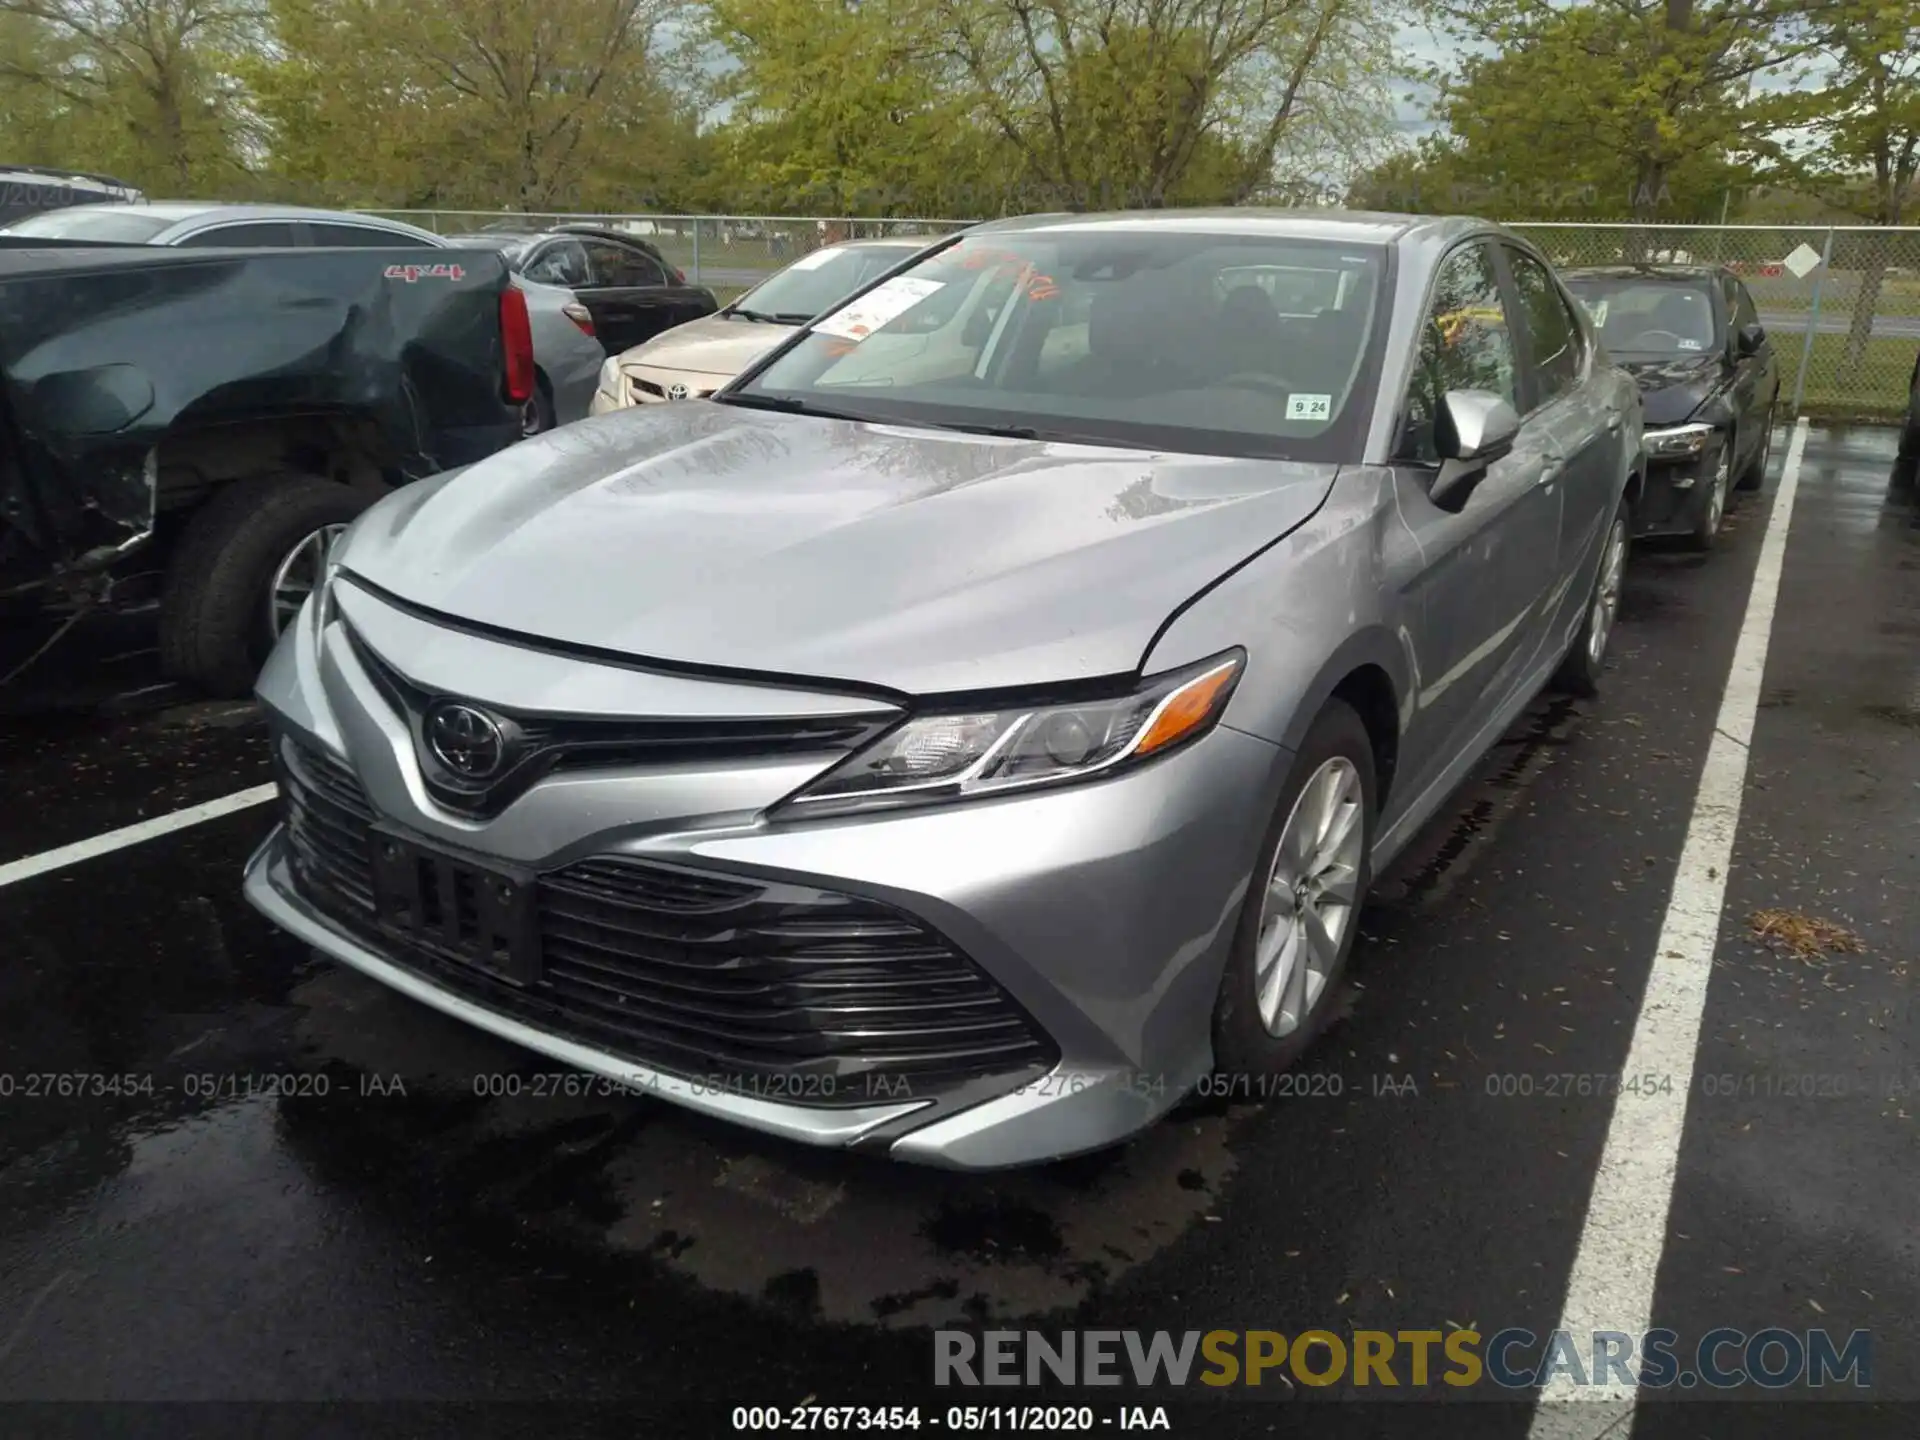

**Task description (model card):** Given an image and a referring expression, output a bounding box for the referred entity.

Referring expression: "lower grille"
[276,737,1057,1102]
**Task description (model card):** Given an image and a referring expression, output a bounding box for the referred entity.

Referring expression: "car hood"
[1620,354,1724,427]
[336,403,1339,697]
[615,312,791,379]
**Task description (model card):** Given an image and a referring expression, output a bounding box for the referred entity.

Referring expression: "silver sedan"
[244,209,1644,1169]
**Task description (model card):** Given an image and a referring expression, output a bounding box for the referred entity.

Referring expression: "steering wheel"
[1629,329,1687,348]
[1218,372,1296,395]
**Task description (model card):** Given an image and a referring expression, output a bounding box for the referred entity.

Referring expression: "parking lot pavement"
[0,426,1914,1435]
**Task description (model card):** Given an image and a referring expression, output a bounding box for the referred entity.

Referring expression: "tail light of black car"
[500,285,534,405]
[562,302,595,338]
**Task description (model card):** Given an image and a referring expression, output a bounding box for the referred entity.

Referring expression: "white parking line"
[1528,418,1810,1436]
[0,784,277,891]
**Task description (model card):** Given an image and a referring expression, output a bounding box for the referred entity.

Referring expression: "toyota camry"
[243,210,1644,1169]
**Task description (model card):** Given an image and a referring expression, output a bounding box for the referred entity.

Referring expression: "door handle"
[1539,452,1565,486]
[1605,412,1622,432]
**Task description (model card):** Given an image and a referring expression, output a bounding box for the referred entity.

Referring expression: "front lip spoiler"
[242,827,937,1151]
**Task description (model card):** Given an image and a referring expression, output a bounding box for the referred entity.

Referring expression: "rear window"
[1,208,175,243]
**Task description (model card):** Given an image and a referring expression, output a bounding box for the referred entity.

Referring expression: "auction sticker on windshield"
[1286,394,1333,421]
[816,277,945,340]
[787,249,839,271]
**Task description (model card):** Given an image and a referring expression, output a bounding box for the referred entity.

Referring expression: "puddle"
[284,966,1250,1329]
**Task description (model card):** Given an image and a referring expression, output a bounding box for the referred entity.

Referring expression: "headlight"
[1644,422,1716,459]
[595,356,623,398]
[782,651,1245,816]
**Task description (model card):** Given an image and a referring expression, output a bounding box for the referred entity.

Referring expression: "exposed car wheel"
[1686,438,1734,551]
[1211,699,1376,1077]
[158,473,374,697]
[1552,498,1629,699]
[1737,400,1776,491]
[520,375,556,438]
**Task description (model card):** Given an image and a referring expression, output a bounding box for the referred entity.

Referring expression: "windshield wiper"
[711,391,884,424]
[726,307,810,324]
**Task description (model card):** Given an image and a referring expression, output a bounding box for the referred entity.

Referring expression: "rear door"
[1724,274,1778,457]
[1499,243,1620,663]
[1388,239,1564,808]
[573,238,669,354]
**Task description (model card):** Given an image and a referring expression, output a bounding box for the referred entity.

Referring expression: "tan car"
[589,237,939,413]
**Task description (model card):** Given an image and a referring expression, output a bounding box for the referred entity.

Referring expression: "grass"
[1788,334,1917,420]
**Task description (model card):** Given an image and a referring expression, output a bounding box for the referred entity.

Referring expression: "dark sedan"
[447,225,720,357]
[1564,265,1781,550]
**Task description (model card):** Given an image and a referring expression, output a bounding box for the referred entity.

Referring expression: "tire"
[1736,399,1776,491]
[520,374,556,438]
[1211,699,1376,1077]
[1552,496,1629,699]
[1899,400,1920,461]
[1685,435,1734,552]
[158,472,374,697]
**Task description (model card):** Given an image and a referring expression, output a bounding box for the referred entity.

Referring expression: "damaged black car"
[1564,264,1781,551]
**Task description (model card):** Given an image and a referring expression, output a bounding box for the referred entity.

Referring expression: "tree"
[245,0,693,211]
[0,0,255,189]
[928,0,1398,210]
[702,0,1010,216]
[1749,0,1920,372]
[1425,0,1807,224]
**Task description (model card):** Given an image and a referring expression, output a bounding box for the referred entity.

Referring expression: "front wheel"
[1552,498,1629,699]
[1211,699,1376,1077]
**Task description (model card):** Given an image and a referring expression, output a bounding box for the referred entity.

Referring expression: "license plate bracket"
[368,823,540,986]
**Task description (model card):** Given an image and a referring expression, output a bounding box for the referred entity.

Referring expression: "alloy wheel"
[267,523,347,639]
[1587,515,1627,670]
[1254,756,1365,1038]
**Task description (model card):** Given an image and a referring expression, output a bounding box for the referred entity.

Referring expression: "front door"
[1388,240,1564,811]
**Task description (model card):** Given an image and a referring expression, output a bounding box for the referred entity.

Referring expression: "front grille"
[342,623,894,818]
[276,738,1057,1102]
[632,376,712,402]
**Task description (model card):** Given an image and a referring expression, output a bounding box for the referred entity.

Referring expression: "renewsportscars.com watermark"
[934,1328,1872,1391]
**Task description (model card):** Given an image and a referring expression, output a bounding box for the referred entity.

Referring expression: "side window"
[1504,248,1581,406]
[1400,243,1518,464]
[176,222,302,247]
[585,240,665,288]
[307,223,437,249]
[1731,280,1760,332]
[522,239,589,287]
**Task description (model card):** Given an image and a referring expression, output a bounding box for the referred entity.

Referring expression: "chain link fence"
[1511,223,1920,422]
[366,210,1920,423]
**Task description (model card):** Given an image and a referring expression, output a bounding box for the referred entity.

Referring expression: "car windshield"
[1,207,175,242]
[1564,278,1719,357]
[731,229,1388,460]
[732,245,921,321]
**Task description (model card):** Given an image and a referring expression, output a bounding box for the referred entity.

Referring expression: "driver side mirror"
[1429,389,1520,512]
[1736,322,1765,356]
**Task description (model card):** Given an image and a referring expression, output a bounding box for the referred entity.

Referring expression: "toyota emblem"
[666,383,689,401]
[425,701,508,779]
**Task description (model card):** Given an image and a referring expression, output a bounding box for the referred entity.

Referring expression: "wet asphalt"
[0,426,1915,1438]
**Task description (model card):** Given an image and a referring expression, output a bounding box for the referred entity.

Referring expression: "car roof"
[1561,264,1726,282]
[963,207,1488,247]
[27,201,443,237]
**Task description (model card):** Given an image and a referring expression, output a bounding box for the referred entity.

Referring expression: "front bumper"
[242,583,1288,1169]
[1632,433,1729,537]
[588,368,724,414]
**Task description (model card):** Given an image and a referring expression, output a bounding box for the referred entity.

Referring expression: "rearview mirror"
[1430,389,1520,511]
[1736,322,1765,356]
